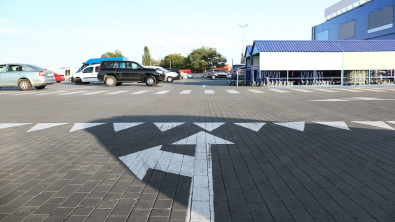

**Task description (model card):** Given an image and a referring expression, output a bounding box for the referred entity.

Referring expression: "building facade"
[312,0,395,40]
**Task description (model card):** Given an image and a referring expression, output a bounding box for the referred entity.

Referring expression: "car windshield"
[160,68,170,73]
[26,65,44,70]
[135,62,146,68]
[80,64,89,70]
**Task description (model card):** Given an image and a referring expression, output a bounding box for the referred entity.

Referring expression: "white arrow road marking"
[69,123,106,132]
[352,121,394,130]
[113,123,145,132]
[118,145,194,180]
[180,90,191,94]
[275,122,305,132]
[27,123,68,132]
[234,123,266,132]
[173,131,234,222]
[0,123,31,130]
[314,121,350,130]
[193,123,225,132]
[154,122,186,132]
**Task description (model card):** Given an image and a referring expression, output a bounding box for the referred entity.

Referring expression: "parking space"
[1,79,395,222]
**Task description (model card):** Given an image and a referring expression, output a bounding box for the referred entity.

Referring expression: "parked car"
[207,69,227,80]
[70,64,101,85]
[165,68,181,80]
[53,72,65,83]
[0,64,55,91]
[97,61,165,86]
[146,66,178,82]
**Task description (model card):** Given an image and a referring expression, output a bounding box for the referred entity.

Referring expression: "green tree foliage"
[240,53,245,64]
[150,58,160,66]
[187,47,226,72]
[142,46,152,66]
[101,50,124,58]
[160,54,187,69]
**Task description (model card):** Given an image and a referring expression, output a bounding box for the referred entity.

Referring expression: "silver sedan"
[0,64,55,91]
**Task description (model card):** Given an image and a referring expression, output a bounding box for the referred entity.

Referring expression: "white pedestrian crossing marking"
[275,122,305,132]
[131,90,149,94]
[226,90,239,94]
[315,121,350,130]
[113,123,145,132]
[107,91,128,95]
[313,88,338,92]
[155,90,170,95]
[359,88,385,92]
[28,123,68,132]
[154,122,186,132]
[83,91,106,95]
[69,123,106,132]
[247,89,264,94]
[0,123,31,130]
[269,89,288,93]
[36,91,67,95]
[290,88,313,92]
[60,91,86,95]
[352,121,394,130]
[193,122,225,132]
[205,90,214,94]
[180,90,191,94]
[234,123,266,132]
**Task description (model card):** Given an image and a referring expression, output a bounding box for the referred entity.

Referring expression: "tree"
[187,47,227,72]
[160,54,187,69]
[240,53,245,64]
[101,50,124,58]
[142,46,152,66]
[150,58,160,66]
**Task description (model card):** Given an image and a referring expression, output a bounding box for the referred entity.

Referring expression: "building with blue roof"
[247,40,395,86]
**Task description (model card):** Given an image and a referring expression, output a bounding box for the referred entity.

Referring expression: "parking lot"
[1,79,395,222]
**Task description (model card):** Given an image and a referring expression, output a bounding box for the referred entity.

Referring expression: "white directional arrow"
[193,122,225,132]
[113,123,144,132]
[154,122,186,132]
[274,122,305,132]
[0,123,31,130]
[173,131,233,222]
[234,122,265,132]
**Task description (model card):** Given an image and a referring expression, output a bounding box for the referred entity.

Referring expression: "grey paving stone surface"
[1,80,395,221]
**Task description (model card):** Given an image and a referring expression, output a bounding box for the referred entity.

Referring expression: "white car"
[70,64,101,85]
[145,66,177,82]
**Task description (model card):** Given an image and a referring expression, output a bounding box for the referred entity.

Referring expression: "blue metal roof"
[251,40,395,54]
[245,45,252,58]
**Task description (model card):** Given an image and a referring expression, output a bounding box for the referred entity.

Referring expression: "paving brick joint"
[1,79,395,222]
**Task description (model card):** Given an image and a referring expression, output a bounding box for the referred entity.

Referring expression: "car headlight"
[155,69,164,74]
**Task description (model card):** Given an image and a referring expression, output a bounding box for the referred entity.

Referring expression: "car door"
[81,66,94,81]
[3,64,22,86]
[0,65,5,86]
[126,62,143,81]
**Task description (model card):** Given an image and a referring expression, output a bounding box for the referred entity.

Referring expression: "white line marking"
[113,123,145,132]
[247,89,264,94]
[309,99,348,102]
[313,88,338,92]
[131,90,150,94]
[352,121,394,130]
[0,123,31,130]
[269,89,288,93]
[69,123,106,132]
[60,91,86,95]
[226,90,239,94]
[27,123,68,132]
[36,91,68,95]
[180,90,191,94]
[274,122,305,132]
[314,121,350,130]
[358,88,385,92]
[193,122,225,132]
[234,123,266,132]
[154,122,186,132]
[83,91,106,95]
[205,90,214,94]
[290,88,313,92]
[107,91,128,95]
[337,89,362,92]
[155,90,170,94]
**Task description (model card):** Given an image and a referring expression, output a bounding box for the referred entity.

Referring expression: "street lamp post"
[238,24,248,61]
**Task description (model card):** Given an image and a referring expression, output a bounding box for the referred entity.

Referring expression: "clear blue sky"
[0,0,339,68]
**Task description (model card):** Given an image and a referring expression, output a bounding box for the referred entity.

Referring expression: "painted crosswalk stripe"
[290,88,313,92]
[107,91,127,95]
[247,89,264,94]
[226,90,239,94]
[359,88,385,92]
[180,90,191,94]
[83,91,106,95]
[36,91,68,95]
[313,88,338,92]
[155,90,170,95]
[131,90,149,94]
[269,89,288,93]
[60,91,86,95]
[205,90,214,94]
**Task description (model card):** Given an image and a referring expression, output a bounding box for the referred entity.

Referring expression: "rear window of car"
[26,65,43,70]
[104,62,114,68]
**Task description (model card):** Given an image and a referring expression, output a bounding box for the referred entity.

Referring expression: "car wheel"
[167,77,173,82]
[18,79,32,91]
[56,81,61,83]
[145,76,156,86]
[211,76,216,80]
[105,76,117,87]
[74,78,82,85]
[83,82,90,84]
[116,82,123,86]
[35,85,46,90]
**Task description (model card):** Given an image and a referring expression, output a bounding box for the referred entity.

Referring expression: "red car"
[53,72,65,83]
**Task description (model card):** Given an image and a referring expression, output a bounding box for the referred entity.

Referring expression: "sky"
[0,0,340,68]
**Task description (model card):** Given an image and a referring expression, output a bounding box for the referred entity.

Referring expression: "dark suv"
[97,61,165,86]
[207,69,227,80]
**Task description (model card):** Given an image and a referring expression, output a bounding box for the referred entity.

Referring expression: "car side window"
[95,67,100,72]
[83,67,93,73]
[6,65,25,72]
[104,62,114,68]
[0,65,5,72]
[126,62,139,69]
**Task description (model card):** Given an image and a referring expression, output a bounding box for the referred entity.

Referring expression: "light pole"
[238,24,248,60]
[155,46,161,65]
